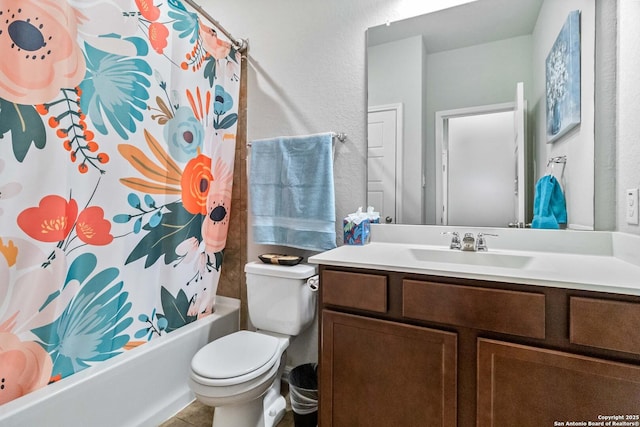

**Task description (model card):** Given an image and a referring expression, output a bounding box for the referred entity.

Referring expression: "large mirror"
[366,0,611,229]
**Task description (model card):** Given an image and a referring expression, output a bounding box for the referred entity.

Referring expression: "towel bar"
[247,132,346,147]
[546,155,567,167]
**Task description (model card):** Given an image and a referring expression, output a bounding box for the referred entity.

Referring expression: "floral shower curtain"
[0,0,241,405]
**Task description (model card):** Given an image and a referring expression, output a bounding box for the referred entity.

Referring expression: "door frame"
[435,102,517,225]
[368,103,404,223]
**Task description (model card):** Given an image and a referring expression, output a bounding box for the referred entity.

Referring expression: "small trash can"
[288,363,318,427]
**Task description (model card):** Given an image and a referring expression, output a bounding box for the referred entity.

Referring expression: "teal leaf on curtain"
[125,201,202,267]
[157,286,197,333]
[0,98,46,162]
[31,253,133,378]
[79,41,152,140]
[168,1,199,43]
[203,56,217,87]
[212,250,224,271]
[64,249,99,288]
[217,113,238,130]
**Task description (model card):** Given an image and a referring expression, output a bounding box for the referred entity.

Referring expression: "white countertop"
[308,225,640,296]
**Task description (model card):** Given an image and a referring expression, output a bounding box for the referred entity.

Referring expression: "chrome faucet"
[475,232,499,251]
[443,231,499,251]
[461,233,475,251]
[442,231,461,250]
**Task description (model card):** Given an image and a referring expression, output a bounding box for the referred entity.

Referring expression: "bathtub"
[0,295,240,427]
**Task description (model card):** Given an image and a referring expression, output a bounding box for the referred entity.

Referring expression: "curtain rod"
[182,0,248,52]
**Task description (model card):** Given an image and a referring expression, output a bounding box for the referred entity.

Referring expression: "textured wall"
[618,0,640,235]
[532,0,596,230]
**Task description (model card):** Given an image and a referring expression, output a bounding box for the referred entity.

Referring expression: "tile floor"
[159,389,296,427]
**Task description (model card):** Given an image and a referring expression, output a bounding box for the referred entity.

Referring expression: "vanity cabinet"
[318,266,640,427]
[319,270,457,427]
[321,311,457,427]
[477,339,640,427]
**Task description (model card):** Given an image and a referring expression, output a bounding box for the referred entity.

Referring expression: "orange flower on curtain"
[0,0,86,104]
[76,207,114,245]
[149,22,170,54]
[135,0,161,21]
[17,196,78,243]
[17,195,113,246]
[181,154,213,215]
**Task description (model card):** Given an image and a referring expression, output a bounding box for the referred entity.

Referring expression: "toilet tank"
[245,262,318,335]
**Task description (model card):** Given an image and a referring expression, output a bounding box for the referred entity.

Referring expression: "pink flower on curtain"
[198,20,231,60]
[202,158,233,254]
[0,0,86,105]
[0,332,53,404]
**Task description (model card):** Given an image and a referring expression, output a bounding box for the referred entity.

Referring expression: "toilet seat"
[190,331,282,387]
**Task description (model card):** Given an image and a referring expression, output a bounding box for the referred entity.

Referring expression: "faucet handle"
[441,231,461,250]
[476,233,498,252]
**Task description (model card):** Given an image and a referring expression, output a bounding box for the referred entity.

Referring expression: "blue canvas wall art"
[546,10,581,143]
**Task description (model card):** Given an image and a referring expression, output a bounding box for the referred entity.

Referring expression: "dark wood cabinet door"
[320,310,457,427]
[478,338,640,427]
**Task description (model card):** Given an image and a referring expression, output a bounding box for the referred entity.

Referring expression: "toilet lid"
[191,331,280,380]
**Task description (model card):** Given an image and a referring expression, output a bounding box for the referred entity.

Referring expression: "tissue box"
[343,218,370,245]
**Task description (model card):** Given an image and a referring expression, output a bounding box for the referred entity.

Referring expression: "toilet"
[188,262,318,427]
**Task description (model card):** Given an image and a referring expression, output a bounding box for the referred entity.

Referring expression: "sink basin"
[409,248,532,269]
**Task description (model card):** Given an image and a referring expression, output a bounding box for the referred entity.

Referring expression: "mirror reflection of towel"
[531,175,567,229]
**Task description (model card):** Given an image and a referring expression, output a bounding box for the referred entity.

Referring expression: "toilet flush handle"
[307,275,319,292]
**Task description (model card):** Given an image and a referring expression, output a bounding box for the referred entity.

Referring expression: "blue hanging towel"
[249,132,337,251]
[531,175,567,229]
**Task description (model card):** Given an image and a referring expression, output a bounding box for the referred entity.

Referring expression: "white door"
[436,84,527,227]
[368,104,403,223]
[446,111,515,227]
[514,82,527,226]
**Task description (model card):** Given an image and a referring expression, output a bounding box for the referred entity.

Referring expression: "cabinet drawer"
[570,297,640,354]
[322,270,387,313]
[403,280,545,339]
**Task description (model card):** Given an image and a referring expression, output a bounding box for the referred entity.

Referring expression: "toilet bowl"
[188,330,290,427]
[188,262,317,427]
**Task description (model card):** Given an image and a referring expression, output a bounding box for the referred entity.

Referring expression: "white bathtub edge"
[0,296,240,427]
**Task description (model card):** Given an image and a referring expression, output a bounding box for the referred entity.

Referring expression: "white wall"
[368,36,424,224]
[532,0,596,230]
[618,0,640,235]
